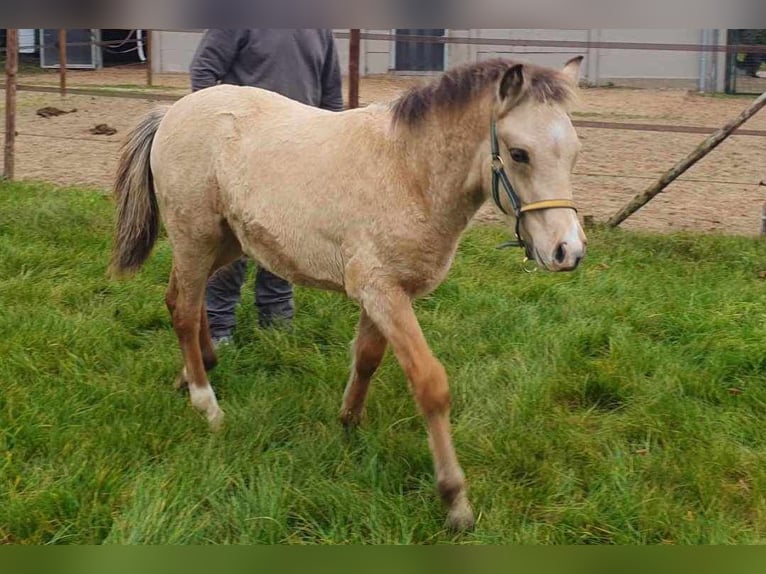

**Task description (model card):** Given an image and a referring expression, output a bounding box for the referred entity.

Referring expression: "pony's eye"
[509,148,530,164]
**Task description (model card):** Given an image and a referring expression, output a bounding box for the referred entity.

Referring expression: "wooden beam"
[58,29,67,97]
[348,29,360,109]
[607,89,766,227]
[4,29,18,180]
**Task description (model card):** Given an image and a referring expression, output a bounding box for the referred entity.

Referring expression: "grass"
[1,181,766,544]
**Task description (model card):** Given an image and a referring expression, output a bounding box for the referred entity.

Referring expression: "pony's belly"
[238,231,346,293]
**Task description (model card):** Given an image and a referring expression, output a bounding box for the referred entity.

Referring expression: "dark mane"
[391,59,574,128]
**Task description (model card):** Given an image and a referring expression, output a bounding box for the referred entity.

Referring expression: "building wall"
[150,30,204,73]
[330,29,588,75]
[153,29,728,91]
[362,29,392,75]
[471,29,589,71]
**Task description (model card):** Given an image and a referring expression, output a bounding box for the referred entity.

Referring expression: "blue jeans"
[205,257,294,337]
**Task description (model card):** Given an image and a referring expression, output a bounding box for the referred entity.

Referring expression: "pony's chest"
[398,245,457,297]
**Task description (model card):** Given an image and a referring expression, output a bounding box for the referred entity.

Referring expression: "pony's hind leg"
[169,227,243,392]
[165,225,242,396]
[340,309,387,427]
[359,285,474,531]
[166,271,217,393]
[169,254,224,429]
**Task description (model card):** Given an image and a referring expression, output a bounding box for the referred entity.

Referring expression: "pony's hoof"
[340,408,364,429]
[446,501,475,532]
[207,408,225,432]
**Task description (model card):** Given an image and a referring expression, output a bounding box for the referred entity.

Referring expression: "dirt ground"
[5,66,766,236]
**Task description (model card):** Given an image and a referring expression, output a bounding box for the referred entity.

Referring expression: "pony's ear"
[498,64,526,107]
[561,56,584,84]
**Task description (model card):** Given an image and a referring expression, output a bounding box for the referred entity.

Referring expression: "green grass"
[1,181,766,544]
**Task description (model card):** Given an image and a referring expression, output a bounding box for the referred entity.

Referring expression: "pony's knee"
[419,387,451,417]
[413,360,451,416]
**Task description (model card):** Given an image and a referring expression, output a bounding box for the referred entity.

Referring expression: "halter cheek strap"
[490,120,577,249]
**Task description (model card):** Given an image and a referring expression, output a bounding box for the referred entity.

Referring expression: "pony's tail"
[110,107,167,277]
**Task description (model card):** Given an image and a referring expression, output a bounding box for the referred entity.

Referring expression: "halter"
[490,119,578,249]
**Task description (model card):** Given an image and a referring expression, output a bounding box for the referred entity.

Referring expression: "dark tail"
[110,107,167,276]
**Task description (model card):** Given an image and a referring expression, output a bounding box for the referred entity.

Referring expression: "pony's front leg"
[340,309,387,427]
[360,286,474,531]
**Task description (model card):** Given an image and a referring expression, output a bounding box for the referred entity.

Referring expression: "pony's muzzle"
[550,239,585,271]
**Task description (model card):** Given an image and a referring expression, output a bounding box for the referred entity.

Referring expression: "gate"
[726,29,766,94]
[394,29,445,72]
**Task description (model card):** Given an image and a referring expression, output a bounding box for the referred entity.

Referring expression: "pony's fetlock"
[438,472,474,531]
[189,384,223,430]
[174,366,189,391]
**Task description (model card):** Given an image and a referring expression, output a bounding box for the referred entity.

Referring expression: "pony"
[111,56,587,530]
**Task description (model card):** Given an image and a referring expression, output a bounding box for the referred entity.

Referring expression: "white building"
[151,29,730,92]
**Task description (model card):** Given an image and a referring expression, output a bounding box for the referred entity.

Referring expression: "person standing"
[190,29,344,345]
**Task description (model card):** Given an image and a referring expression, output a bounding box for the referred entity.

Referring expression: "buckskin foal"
[112,56,587,530]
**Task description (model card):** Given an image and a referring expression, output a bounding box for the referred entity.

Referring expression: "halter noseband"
[490,119,578,249]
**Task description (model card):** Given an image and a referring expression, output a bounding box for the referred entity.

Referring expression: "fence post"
[58,29,67,98]
[4,29,18,180]
[348,29,360,109]
[145,29,153,87]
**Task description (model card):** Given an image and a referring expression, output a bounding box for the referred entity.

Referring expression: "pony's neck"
[397,100,493,229]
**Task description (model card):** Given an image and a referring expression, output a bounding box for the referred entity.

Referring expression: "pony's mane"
[391,59,575,128]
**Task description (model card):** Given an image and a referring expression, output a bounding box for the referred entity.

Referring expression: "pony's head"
[490,57,586,271]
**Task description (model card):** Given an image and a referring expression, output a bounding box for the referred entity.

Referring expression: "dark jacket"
[190,29,344,111]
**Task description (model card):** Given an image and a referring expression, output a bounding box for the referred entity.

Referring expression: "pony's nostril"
[554,243,567,264]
